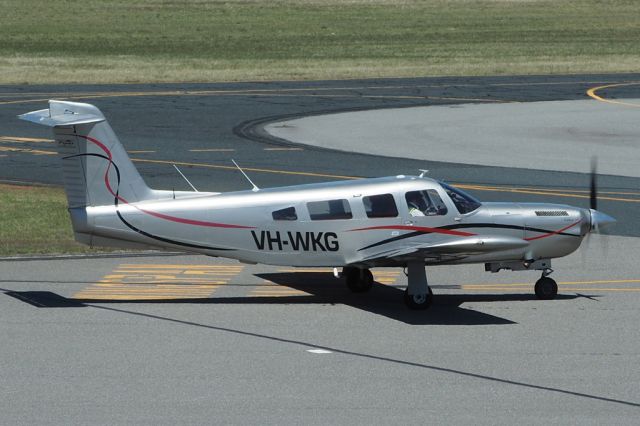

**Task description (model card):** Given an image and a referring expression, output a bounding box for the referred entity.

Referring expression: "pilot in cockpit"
[406,191,430,217]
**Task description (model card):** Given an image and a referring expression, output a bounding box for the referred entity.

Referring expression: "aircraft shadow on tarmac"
[2,272,582,326]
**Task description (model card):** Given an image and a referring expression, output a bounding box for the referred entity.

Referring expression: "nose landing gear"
[534,268,558,300]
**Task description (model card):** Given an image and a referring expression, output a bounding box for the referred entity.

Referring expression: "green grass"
[1,0,639,83]
[0,183,97,255]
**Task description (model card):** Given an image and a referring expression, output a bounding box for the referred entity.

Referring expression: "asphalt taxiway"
[1,75,640,423]
[2,75,640,236]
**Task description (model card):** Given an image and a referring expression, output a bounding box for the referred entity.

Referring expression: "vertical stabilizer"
[19,100,153,207]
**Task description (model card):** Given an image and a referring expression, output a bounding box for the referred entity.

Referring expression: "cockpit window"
[405,190,448,216]
[272,206,297,221]
[440,182,481,214]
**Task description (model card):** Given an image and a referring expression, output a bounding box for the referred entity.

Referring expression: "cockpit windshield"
[440,182,481,214]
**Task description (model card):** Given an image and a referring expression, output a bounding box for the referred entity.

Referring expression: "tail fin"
[19,100,153,207]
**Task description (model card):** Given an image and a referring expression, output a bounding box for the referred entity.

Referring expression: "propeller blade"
[590,157,597,211]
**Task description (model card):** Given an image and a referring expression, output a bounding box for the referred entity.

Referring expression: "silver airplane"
[19,101,616,310]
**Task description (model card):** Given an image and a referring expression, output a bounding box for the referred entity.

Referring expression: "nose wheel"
[534,269,558,300]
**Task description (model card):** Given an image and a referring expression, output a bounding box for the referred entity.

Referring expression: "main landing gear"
[342,263,433,310]
[534,268,558,300]
[342,266,374,293]
[403,261,433,310]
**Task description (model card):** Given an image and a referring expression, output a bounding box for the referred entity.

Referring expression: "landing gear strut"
[343,266,373,293]
[534,268,558,300]
[403,261,433,310]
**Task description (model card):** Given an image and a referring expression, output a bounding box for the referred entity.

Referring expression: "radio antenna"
[232,159,260,192]
[172,164,199,192]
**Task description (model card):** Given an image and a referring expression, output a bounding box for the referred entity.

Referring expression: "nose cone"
[590,209,616,231]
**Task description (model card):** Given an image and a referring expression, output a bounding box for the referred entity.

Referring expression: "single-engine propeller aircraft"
[19,101,616,309]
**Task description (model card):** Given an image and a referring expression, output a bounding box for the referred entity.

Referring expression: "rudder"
[19,100,153,208]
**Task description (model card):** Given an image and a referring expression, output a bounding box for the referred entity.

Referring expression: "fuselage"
[72,175,590,267]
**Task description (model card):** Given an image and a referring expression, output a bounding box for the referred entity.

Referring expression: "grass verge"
[0,183,97,256]
[1,0,639,84]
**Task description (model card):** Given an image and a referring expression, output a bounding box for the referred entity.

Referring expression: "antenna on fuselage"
[232,159,260,192]
[172,164,199,192]
[419,169,429,178]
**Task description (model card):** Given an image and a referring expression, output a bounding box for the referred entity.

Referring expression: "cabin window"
[405,190,448,216]
[272,206,297,221]
[307,199,352,220]
[440,183,481,214]
[363,193,398,218]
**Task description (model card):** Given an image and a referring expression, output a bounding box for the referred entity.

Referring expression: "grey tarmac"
[1,235,639,424]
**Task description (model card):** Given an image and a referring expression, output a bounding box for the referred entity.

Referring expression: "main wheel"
[403,287,433,310]
[535,277,558,300]
[344,267,373,293]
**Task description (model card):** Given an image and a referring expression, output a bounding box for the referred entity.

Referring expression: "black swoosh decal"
[357,222,579,252]
[64,153,235,251]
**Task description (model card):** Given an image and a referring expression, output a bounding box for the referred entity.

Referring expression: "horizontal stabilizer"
[18,101,105,127]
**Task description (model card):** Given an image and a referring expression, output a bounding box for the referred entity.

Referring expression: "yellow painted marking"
[0,146,57,155]
[73,263,243,300]
[129,158,638,204]
[462,287,640,293]
[373,271,401,285]
[277,268,333,273]
[461,278,640,293]
[463,279,640,288]
[0,136,53,143]
[189,148,236,152]
[131,157,359,180]
[274,268,400,285]
[587,83,640,108]
[456,183,640,203]
[263,147,304,151]
[0,84,511,106]
[118,264,243,269]
[251,281,309,297]
[3,79,629,107]
[1,136,634,204]
[458,184,640,197]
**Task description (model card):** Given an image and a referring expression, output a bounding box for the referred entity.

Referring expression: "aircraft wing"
[361,235,529,263]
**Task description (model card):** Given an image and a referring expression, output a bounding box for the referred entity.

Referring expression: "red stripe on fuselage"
[78,134,254,229]
[524,220,581,241]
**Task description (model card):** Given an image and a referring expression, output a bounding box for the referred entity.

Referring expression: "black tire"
[535,277,558,300]
[403,287,433,310]
[344,267,373,293]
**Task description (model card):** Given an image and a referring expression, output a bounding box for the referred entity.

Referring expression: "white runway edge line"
[265,99,640,178]
[307,349,333,354]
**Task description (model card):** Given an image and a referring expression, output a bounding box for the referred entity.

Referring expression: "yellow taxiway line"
[586,82,640,108]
